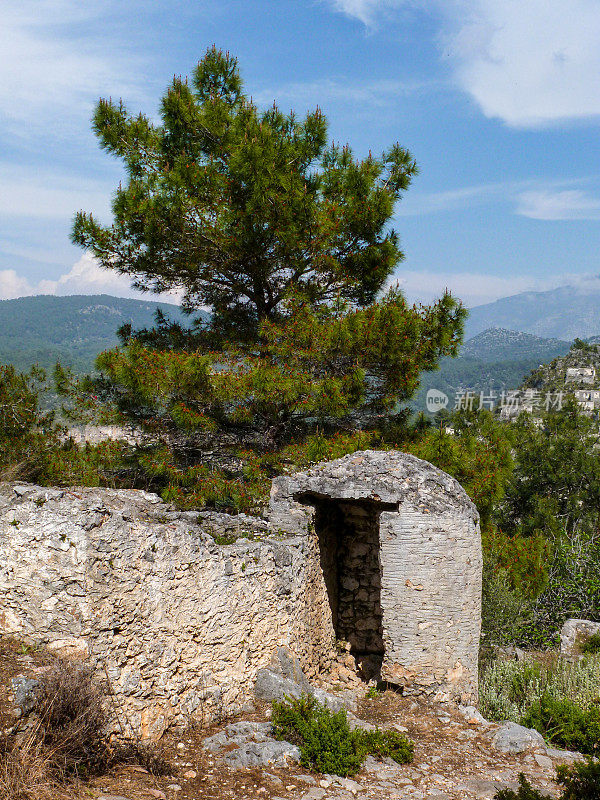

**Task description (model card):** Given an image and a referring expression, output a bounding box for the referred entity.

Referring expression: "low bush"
[271,694,413,777]
[0,659,169,800]
[494,759,600,800]
[34,661,109,775]
[582,633,600,655]
[557,758,600,799]
[480,653,600,725]
[357,728,414,764]
[522,694,600,756]
[495,774,550,799]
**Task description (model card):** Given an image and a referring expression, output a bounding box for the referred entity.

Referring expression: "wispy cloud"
[327,0,408,27]
[395,177,600,219]
[516,190,600,221]
[327,0,600,128]
[0,1,146,141]
[0,163,112,221]
[253,76,440,110]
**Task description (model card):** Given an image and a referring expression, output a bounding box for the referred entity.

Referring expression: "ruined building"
[0,451,482,738]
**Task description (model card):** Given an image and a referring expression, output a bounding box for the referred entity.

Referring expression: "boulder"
[560,618,600,656]
[490,722,546,754]
[10,675,39,716]
[46,637,90,661]
[458,705,491,726]
[254,647,356,712]
[202,720,300,767]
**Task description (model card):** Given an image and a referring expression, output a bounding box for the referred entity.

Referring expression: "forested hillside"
[0,295,188,372]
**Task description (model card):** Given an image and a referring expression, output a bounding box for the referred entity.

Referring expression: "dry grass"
[0,725,82,800]
[0,657,169,800]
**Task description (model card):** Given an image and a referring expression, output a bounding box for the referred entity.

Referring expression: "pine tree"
[67,47,466,512]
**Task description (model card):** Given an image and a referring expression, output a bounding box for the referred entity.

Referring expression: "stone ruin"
[0,450,482,738]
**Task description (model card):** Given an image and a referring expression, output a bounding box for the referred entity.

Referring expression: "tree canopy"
[73,46,422,339]
[67,47,466,510]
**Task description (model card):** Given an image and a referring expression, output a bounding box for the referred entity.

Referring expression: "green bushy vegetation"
[480,654,600,748]
[495,760,600,800]
[522,695,600,755]
[582,633,600,655]
[271,695,413,777]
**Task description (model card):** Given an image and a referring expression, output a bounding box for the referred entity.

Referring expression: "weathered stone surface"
[254,669,304,702]
[10,675,39,715]
[0,449,482,735]
[254,646,354,713]
[490,722,546,754]
[0,484,333,736]
[560,618,600,655]
[270,450,482,703]
[457,705,491,726]
[202,720,300,767]
[46,637,89,661]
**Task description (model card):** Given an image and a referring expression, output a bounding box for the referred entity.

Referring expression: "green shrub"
[494,760,600,800]
[356,728,413,764]
[271,695,363,777]
[557,758,600,799]
[495,773,550,799]
[582,633,600,655]
[480,654,600,724]
[521,694,600,756]
[271,695,413,777]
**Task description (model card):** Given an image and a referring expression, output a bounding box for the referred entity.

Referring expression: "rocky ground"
[1,638,580,800]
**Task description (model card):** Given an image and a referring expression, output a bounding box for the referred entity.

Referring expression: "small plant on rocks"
[271,694,413,777]
[495,759,600,800]
[581,633,600,655]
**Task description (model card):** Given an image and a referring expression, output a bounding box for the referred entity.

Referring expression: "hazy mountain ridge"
[0,294,187,372]
[465,283,600,340]
[461,327,570,362]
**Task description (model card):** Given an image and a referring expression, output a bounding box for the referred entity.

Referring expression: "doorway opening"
[296,493,396,681]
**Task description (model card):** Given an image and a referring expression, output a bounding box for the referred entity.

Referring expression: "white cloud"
[0,269,38,301]
[395,269,600,307]
[0,1,144,139]
[516,189,600,221]
[449,0,600,127]
[0,254,182,303]
[328,0,600,127]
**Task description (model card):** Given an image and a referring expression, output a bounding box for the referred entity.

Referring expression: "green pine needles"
[72,47,421,338]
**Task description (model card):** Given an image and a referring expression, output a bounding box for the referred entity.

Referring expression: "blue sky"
[1,0,599,308]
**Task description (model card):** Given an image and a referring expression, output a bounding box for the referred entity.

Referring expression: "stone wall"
[0,483,334,738]
[0,449,483,735]
[270,450,482,704]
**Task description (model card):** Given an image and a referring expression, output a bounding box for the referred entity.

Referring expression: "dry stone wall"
[270,450,482,704]
[0,483,334,738]
[0,449,483,736]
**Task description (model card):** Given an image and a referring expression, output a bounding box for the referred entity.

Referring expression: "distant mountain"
[461,328,570,362]
[0,294,189,373]
[466,283,600,340]
[412,327,572,414]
